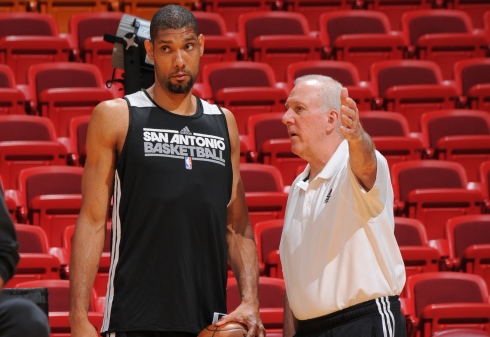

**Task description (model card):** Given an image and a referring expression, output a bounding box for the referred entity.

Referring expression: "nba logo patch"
[185,156,192,170]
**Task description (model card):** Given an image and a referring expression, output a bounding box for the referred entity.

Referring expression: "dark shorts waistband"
[297,296,400,334]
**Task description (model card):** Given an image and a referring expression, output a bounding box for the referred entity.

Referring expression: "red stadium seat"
[319,10,405,81]
[67,115,91,167]
[391,160,483,240]
[404,272,490,337]
[201,0,272,32]
[4,224,60,288]
[446,214,490,290]
[451,0,490,29]
[247,113,306,186]
[359,111,424,170]
[14,279,103,336]
[370,59,458,132]
[121,0,194,21]
[240,163,288,229]
[0,12,70,84]
[0,64,26,115]
[192,11,240,83]
[370,0,431,31]
[0,115,67,190]
[68,11,124,96]
[394,217,440,297]
[237,11,322,82]
[284,0,351,32]
[27,62,114,137]
[40,0,119,33]
[401,9,487,80]
[420,109,490,182]
[286,60,374,110]
[201,61,287,134]
[454,58,490,112]
[480,160,490,212]
[17,166,83,247]
[254,219,284,278]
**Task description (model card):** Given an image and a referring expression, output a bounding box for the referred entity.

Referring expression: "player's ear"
[198,34,204,57]
[145,39,154,63]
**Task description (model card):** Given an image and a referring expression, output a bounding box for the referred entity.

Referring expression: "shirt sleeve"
[348,151,394,220]
[0,186,19,286]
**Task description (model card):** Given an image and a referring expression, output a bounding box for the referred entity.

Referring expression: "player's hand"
[340,87,363,142]
[70,318,99,337]
[216,302,265,337]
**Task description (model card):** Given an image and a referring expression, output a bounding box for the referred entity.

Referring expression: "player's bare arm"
[69,99,128,337]
[283,294,298,337]
[218,108,265,337]
[339,88,377,191]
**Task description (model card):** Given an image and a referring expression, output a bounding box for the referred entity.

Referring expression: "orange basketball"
[197,322,248,337]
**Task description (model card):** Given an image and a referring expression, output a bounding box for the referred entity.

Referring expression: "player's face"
[145,27,203,94]
[282,80,329,161]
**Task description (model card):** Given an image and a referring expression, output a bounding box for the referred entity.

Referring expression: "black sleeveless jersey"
[102,90,233,334]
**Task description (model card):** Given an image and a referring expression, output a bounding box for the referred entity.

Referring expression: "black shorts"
[295,296,407,337]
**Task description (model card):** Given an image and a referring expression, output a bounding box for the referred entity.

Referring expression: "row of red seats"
[0,103,488,190]
[7,212,490,337]
[1,57,489,139]
[1,0,489,33]
[2,155,489,251]
[1,9,489,86]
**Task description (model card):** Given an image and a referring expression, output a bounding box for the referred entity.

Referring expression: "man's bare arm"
[69,99,127,336]
[217,108,264,337]
[339,88,377,191]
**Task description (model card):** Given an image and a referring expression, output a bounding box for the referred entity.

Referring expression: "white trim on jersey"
[126,91,156,108]
[201,99,223,115]
[376,297,395,337]
[102,172,123,332]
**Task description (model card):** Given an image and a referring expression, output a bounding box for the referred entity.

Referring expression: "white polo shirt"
[279,140,406,320]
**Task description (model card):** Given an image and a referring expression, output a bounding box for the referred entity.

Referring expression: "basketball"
[197,322,248,337]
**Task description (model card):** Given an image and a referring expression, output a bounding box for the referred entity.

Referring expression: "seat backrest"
[247,113,288,153]
[421,109,490,148]
[481,160,490,200]
[254,219,284,263]
[446,214,490,259]
[18,166,83,206]
[391,161,467,201]
[202,62,276,98]
[394,217,428,246]
[15,223,50,254]
[406,272,489,318]
[238,11,309,53]
[69,115,91,160]
[319,10,391,46]
[69,12,123,51]
[0,12,58,38]
[14,279,96,312]
[193,11,228,36]
[402,9,473,45]
[240,163,284,192]
[371,60,443,97]
[28,62,104,98]
[0,115,56,141]
[287,60,360,87]
[0,65,16,88]
[359,111,410,137]
[454,58,490,96]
